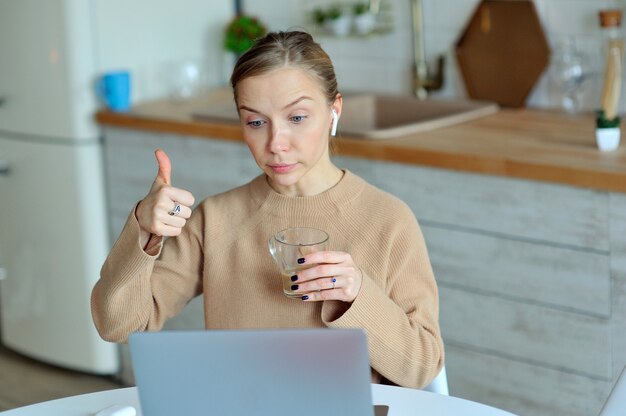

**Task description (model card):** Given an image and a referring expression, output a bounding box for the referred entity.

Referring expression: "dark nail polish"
[291,275,298,282]
[291,284,299,291]
[301,295,309,301]
[297,258,305,264]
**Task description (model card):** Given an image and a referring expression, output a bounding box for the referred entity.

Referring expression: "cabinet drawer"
[446,346,610,416]
[440,286,611,379]
[423,225,611,317]
[335,156,609,251]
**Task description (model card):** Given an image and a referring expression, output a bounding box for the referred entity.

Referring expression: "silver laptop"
[129,329,376,416]
[598,364,626,416]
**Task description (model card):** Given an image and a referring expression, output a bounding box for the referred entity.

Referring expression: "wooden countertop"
[96,91,626,193]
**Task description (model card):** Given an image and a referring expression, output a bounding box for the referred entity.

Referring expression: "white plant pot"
[354,13,376,35]
[326,16,352,36]
[596,127,621,151]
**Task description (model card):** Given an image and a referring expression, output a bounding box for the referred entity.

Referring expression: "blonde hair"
[230,31,339,106]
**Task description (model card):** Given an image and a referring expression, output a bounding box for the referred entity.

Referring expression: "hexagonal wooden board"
[455,0,550,107]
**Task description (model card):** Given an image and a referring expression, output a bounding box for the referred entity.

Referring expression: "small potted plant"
[325,5,351,36]
[353,2,376,35]
[312,7,327,27]
[596,110,621,151]
[223,14,267,83]
[224,14,267,56]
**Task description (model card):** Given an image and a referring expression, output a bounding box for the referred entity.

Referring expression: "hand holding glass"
[268,228,329,299]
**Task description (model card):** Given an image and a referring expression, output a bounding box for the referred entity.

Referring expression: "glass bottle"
[598,9,624,122]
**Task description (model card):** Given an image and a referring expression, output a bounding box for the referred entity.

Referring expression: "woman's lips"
[268,163,297,174]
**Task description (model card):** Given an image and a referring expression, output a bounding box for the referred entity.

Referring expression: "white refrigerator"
[0,0,119,374]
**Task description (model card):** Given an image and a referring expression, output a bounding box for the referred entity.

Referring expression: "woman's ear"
[332,93,343,118]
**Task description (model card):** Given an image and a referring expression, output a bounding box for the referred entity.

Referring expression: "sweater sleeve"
[91,203,204,343]
[321,214,444,389]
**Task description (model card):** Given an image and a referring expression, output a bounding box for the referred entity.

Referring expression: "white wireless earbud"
[331,109,339,136]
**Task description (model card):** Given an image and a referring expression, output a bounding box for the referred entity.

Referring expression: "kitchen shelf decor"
[596,9,624,152]
[223,14,267,55]
[309,1,394,38]
[222,13,267,84]
[455,0,550,107]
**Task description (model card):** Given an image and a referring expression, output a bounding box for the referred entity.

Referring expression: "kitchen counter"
[96,92,626,193]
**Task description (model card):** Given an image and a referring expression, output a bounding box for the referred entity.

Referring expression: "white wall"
[89,0,626,111]
[244,0,626,112]
[92,0,233,103]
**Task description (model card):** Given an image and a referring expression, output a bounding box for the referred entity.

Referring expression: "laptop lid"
[598,364,626,416]
[129,328,375,416]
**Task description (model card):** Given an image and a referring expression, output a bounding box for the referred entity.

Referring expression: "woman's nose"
[269,124,290,153]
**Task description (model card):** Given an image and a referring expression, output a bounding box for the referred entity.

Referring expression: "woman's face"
[236,66,342,196]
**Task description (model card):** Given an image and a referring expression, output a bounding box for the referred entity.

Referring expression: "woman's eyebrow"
[238,96,313,114]
[282,96,313,110]
[238,104,260,113]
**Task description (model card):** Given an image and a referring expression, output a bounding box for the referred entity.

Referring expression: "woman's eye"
[247,120,266,128]
[290,115,307,123]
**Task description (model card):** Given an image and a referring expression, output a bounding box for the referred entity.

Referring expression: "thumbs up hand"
[136,149,195,249]
[154,147,172,185]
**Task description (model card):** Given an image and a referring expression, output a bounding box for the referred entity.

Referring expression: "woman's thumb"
[154,148,171,185]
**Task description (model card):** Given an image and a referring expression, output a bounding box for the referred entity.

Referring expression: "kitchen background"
[1,0,626,414]
[112,0,626,112]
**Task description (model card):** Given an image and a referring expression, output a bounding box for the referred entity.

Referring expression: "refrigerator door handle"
[0,159,9,175]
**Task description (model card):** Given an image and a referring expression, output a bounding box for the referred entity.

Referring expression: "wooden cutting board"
[455,0,550,107]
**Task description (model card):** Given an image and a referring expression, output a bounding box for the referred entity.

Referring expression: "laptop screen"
[129,329,375,416]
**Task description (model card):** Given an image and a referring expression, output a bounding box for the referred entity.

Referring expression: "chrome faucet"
[409,0,444,99]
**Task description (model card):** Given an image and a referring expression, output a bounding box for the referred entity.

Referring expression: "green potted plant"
[353,2,376,35]
[596,109,621,151]
[312,7,327,26]
[224,14,267,55]
[222,14,267,83]
[325,5,351,36]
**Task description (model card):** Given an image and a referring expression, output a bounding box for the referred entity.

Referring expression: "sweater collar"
[249,170,365,217]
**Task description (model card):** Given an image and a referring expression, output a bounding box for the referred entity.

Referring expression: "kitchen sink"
[192,93,499,139]
[338,94,499,139]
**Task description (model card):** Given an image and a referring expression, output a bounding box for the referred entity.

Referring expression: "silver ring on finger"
[331,277,336,290]
[168,202,181,216]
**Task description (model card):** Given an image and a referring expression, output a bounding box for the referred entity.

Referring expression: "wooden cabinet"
[103,128,624,416]
[335,156,622,416]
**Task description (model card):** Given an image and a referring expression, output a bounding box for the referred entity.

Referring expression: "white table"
[0,384,517,415]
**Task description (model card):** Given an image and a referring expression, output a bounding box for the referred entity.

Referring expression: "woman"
[91,31,443,389]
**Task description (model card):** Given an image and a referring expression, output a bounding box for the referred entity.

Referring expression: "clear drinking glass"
[167,59,207,101]
[268,227,329,299]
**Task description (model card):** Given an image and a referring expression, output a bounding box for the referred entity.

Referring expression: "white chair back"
[423,365,449,396]
[598,364,626,416]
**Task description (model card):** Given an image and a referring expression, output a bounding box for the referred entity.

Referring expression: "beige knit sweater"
[91,170,444,389]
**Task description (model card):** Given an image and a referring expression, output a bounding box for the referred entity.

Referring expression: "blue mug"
[97,71,131,112]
